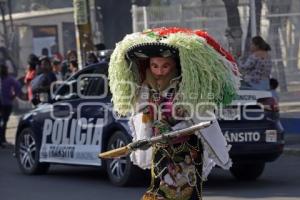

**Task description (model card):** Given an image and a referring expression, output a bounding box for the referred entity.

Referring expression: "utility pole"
[0,0,8,48]
[132,0,151,32]
[142,6,148,30]
[250,0,257,37]
[73,0,94,69]
[131,1,138,32]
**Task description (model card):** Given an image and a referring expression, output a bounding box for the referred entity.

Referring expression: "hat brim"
[126,42,179,61]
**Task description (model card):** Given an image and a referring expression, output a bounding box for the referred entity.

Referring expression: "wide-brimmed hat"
[126,42,179,60]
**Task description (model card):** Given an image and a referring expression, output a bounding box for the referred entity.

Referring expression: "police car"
[14,62,145,186]
[218,81,284,180]
[14,62,284,186]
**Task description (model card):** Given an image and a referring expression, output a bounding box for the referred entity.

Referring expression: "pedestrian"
[0,47,17,77]
[52,59,63,81]
[31,57,57,104]
[238,36,272,90]
[108,27,240,200]
[69,60,78,76]
[50,44,63,62]
[0,64,21,147]
[86,52,99,65]
[61,50,77,80]
[24,54,39,101]
[41,47,49,57]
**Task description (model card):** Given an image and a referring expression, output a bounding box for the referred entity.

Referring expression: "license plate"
[265,130,277,142]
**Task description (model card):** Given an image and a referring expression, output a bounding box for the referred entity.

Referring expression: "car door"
[71,64,111,166]
[39,65,108,166]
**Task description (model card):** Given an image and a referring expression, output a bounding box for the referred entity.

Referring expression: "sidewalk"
[6,115,20,145]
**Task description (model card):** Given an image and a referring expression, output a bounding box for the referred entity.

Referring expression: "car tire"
[16,128,50,174]
[105,131,144,186]
[230,162,265,181]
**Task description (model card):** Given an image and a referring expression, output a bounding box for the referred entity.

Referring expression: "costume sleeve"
[129,113,153,169]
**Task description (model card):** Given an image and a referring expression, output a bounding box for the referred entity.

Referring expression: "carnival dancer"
[108,27,240,200]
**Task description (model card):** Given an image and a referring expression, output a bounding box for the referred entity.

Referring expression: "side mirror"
[31,97,41,106]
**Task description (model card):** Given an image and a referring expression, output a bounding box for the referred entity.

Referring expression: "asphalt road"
[0,146,299,200]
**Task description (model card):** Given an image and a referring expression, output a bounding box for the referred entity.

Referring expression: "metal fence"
[133,0,300,93]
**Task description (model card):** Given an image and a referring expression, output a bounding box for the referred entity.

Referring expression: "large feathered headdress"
[109,27,240,115]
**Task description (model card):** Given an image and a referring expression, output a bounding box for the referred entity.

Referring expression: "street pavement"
[1,144,300,200]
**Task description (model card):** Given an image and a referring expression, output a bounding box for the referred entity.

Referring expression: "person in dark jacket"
[86,52,99,65]
[31,57,57,104]
[0,64,21,147]
[61,50,77,80]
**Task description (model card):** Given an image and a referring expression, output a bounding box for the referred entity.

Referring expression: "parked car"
[14,62,284,186]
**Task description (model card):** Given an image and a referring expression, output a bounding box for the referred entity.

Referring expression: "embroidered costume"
[108,27,240,200]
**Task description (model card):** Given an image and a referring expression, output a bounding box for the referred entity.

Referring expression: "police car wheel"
[230,162,265,181]
[105,131,143,186]
[16,128,50,174]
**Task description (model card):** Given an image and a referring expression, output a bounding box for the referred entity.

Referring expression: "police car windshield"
[239,80,253,90]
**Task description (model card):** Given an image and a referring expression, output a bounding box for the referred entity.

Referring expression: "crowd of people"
[23,49,104,104]
[0,47,103,148]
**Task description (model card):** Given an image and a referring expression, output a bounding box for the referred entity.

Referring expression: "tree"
[266,0,288,92]
[244,0,262,57]
[284,0,300,72]
[222,0,243,58]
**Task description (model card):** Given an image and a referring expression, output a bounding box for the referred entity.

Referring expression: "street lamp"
[73,0,94,69]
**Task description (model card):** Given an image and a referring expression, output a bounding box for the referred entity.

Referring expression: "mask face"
[149,57,176,81]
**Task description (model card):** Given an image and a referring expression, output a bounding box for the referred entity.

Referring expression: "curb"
[283,146,300,156]
[279,102,300,113]
[6,115,20,129]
